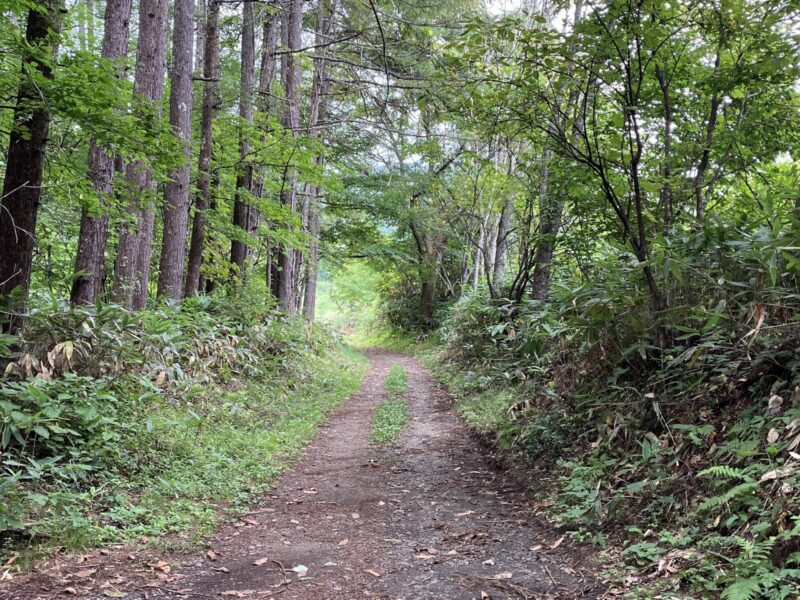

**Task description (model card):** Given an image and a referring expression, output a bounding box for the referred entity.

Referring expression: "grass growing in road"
[371,364,408,445]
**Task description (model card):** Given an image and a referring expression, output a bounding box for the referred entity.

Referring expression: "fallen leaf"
[74,569,97,578]
[550,536,565,549]
[364,569,381,577]
[351,513,360,519]
[530,545,543,552]
[760,468,795,482]
[481,593,489,599]
[483,559,495,566]
[289,519,300,525]
[207,550,220,561]
[322,561,337,567]
[494,572,513,580]
[62,588,78,596]
[446,550,457,556]
[242,518,259,526]
[213,567,230,573]
[338,538,349,546]
[103,592,125,598]
[253,557,270,566]
[220,592,246,597]
[292,565,308,578]
[150,561,170,574]
[454,511,475,517]
[767,428,780,444]
[302,489,318,495]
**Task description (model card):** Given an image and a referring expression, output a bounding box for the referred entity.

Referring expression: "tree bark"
[157,0,194,300]
[229,0,256,279]
[112,0,169,308]
[276,0,303,312]
[71,0,133,305]
[0,0,63,332]
[184,0,220,297]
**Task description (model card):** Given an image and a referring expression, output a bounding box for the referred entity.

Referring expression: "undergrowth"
[401,232,800,599]
[0,295,368,562]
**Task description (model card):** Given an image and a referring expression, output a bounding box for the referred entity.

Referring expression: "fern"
[699,465,752,481]
[721,578,761,600]
[698,482,758,512]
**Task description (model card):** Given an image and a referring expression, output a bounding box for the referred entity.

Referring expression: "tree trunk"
[71,0,133,305]
[229,0,256,279]
[0,0,63,333]
[493,150,516,286]
[194,0,205,74]
[276,0,302,312]
[112,0,168,308]
[184,0,219,297]
[157,0,194,300]
[302,0,337,320]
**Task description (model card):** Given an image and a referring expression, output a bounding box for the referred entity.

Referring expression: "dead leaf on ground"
[74,568,97,578]
[483,559,495,566]
[364,569,381,577]
[351,513,360,519]
[530,544,543,552]
[149,561,171,573]
[292,565,308,578]
[207,549,220,561]
[550,536,565,549]
[338,538,349,546]
[493,571,513,580]
[62,588,78,596]
[102,591,125,598]
[454,510,475,517]
[253,557,270,566]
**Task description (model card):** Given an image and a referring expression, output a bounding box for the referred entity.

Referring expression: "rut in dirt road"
[6,350,604,600]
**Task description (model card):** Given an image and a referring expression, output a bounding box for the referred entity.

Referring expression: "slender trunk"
[530,0,584,301]
[194,0,205,74]
[71,0,133,305]
[229,0,256,279]
[276,0,302,312]
[694,40,722,223]
[185,0,219,296]
[420,236,444,329]
[655,64,672,237]
[112,0,169,308]
[0,0,63,333]
[157,0,194,300]
[493,152,516,286]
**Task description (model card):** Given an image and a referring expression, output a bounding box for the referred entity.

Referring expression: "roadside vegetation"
[0,296,367,561]
[370,365,409,445]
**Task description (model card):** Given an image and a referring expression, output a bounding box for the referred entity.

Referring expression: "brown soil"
[1,349,607,600]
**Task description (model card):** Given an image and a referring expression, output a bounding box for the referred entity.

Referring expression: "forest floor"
[1,349,607,600]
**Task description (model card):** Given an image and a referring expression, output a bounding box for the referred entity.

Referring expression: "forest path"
[8,349,603,600]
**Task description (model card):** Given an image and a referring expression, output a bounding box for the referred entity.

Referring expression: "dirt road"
[4,350,604,599]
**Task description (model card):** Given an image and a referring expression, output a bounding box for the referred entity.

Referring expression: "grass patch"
[370,364,409,445]
[370,400,408,445]
[384,363,408,394]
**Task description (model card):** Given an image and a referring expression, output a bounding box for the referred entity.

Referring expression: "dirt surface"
[2,350,606,599]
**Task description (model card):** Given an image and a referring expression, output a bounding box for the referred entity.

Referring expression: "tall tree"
[302,0,338,320]
[71,0,134,305]
[157,0,195,299]
[112,0,169,308]
[0,0,63,332]
[185,0,220,297]
[229,0,257,279]
[275,0,302,311]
